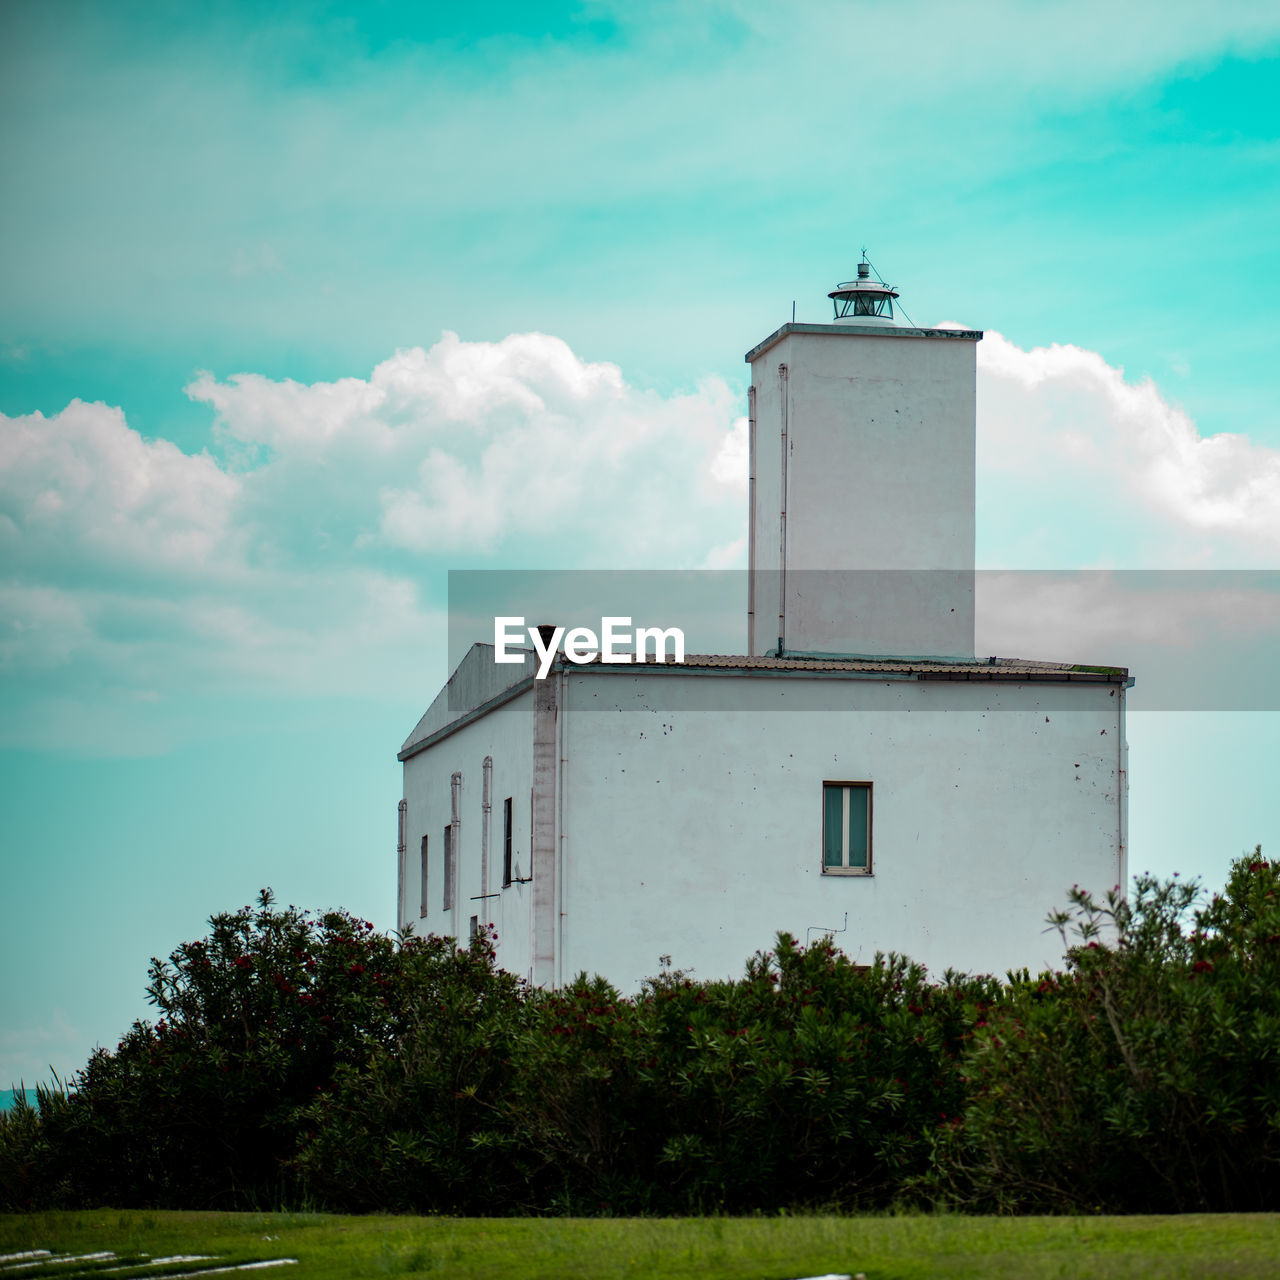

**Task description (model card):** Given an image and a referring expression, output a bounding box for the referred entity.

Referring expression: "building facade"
[397,268,1131,985]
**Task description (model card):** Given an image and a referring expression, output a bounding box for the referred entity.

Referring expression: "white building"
[397,266,1131,985]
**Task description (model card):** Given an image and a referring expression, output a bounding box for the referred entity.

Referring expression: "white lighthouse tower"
[746,260,981,660]
[397,263,1130,990]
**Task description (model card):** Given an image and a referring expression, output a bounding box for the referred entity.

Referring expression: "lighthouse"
[746,260,981,661]
[397,265,1130,990]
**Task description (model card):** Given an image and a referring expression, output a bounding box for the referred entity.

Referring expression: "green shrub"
[12,890,466,1209]
[934,849,1280,1213]
[0,1082,72,1211]
[518,937,997,1213]
[293,934,996,1214]
[291,928,534,1213]
[13,855,1279,1216]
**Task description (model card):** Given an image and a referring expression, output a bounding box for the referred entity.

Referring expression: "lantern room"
[828,260,900,324]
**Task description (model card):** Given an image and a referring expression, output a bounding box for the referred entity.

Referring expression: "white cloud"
[4,325,1277,749]
[974,569,1280,710]
[702,532,748,571]
[0,399,241,579]
[709,415,749,494]
[976,331,1280,567]
[191,331,744,562]
[0,583,93,673]
[0,333,744,750]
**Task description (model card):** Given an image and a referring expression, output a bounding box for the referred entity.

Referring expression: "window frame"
[835,294,893,320]
[502,796,514,887]
[419,834,429,918]
[822,781,873,876]
[443,824,455,911]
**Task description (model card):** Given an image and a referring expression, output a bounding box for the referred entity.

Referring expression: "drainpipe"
[778,362,789,656]
[532,669,559,986]
[481,756,493,902]
[747,384,757,655]
[450,771,462,926]
[396,798,407,931]
[557,669,567,990]
[1117,688,1128,897]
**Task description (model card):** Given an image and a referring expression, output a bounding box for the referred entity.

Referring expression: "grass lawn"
[2,1210,1278,1279]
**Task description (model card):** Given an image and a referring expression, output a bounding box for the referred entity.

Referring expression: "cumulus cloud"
[709,415,749,494]
[4,325,1278,749]
[0,332,745,750]
[189,331,744,562]
[976,331,1280,567]
[0,399,241,580]
[974,570,1280,710]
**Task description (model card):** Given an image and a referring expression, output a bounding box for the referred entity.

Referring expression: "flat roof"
[398,647,1131,761]
[614,653,1128,678]
[745,321,984,364]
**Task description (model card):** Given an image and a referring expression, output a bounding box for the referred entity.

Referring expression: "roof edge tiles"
[397,646,1131,762]
[574,652,1129,678]
[745,321,984,364]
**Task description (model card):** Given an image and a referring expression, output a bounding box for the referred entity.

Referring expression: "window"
[443,824,454,911]
[469,914,479,942]
[823,782,872,875]
[419,835,429,918]
[836,294,893,320]
[502,796,513,887]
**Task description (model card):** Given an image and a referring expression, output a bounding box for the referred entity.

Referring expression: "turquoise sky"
[3,0,1279,1088]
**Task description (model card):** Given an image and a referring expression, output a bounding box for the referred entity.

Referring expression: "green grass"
[3,1211,1279,1279]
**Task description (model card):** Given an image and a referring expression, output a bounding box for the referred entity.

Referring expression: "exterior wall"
[557,670,1126,988]
[400,689,539,981]
[400,312,1128,990]
[748,327,978,660]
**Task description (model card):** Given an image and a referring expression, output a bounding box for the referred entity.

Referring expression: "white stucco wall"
[400,312,1128,990]
[400,689,538,979]
[748,326,978,659]
[556,669,1125,987]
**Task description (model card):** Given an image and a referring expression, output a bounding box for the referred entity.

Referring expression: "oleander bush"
[3,890,493,1209]
[296,939,997,1214]
[4,852,1278,1215]
[930,848,1280,1213]
[291,931,534,1214]
[503,942,997,1214]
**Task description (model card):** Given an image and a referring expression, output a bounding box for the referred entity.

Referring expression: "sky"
[2,0,1280,1089]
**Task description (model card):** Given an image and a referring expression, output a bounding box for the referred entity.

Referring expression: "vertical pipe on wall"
[396,798,407,931]
[1117,687,1129,897]
[747,384,757,656]
[532,673,559,986]
[557,670,567,991]
[450,771,462,926]
[481,756,493,903]
[778,362,790,656]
